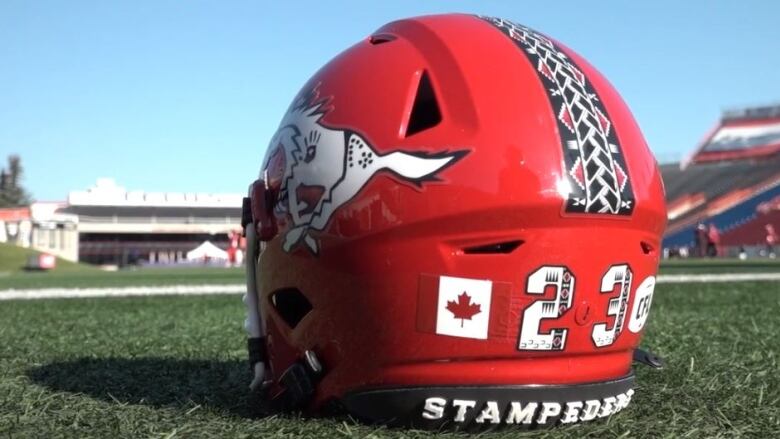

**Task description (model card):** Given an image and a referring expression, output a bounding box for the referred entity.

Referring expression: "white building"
[1,179,244,265]
[0,202,79,262]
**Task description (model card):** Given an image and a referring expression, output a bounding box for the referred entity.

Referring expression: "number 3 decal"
[592,265,632,347]
[518,264,649,351]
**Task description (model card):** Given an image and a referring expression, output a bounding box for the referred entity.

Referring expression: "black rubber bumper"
[340,373,635,430]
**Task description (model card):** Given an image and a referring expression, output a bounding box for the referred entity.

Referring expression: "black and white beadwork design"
[481,16,635,216]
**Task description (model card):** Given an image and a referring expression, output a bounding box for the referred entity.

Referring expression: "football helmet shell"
[243,14,666,429]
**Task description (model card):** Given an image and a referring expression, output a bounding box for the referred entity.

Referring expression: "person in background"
[766,224,778,259]
[707,223,720,257]
[696,223,707,257]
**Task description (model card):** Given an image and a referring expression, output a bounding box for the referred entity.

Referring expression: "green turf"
[0,242,97,275]
[0,282,778,438]
[0,266,245,290]
[659,258,780,274]
[0,242,244,290]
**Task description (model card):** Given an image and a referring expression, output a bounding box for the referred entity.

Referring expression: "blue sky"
[1,1,779,201]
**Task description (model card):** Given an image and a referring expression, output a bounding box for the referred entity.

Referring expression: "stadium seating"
[662,156,780,249]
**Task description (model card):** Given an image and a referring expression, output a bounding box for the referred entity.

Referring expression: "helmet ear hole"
[405,71,442,137]
[640,241,655,255]
[270,288,313,329]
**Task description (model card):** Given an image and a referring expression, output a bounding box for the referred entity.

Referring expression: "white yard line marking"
[0,284,245,300]
[656,273,780,283]
[0,273,778,301]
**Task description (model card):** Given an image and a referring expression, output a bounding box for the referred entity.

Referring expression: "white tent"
[186,241,228,261]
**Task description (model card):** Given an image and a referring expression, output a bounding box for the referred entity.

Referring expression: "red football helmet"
[242,14,666,429]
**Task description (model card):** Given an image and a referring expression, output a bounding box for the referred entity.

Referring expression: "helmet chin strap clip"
[242,185,275,392]
[270,350,324,411]
[633,348,665,369]
[247,336,271,391]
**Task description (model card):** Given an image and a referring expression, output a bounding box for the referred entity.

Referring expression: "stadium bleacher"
[661,104,780,253]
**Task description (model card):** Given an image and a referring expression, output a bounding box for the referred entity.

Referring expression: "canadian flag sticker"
[417,274,516,340]
[417,274,511,340]
[436,276,492,339]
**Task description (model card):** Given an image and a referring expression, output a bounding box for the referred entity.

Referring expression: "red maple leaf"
[446,292,481,327]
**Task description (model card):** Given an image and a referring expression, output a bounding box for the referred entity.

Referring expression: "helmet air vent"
[404,71,442,137]
[462,240,524,255]
[270,288,313,329]
[640,241,655,255]
[368,33,396,45]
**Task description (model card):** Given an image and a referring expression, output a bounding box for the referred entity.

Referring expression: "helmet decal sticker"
[592,264,632,347]
[265,86,468,254]
[518,266,575,351]
[480,16,636,216]
[627,275,655,333]
[416,274,513,340]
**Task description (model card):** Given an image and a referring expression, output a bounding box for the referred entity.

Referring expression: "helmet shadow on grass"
[27,357,270,418]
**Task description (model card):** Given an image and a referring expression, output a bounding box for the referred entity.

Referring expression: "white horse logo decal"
[263,88,467,254]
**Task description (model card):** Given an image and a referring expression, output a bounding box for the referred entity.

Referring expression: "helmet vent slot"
[405,71,442,137]
[368,33,396,45]
[270,288,313,329]
[462,240,523,255]
[640,241,655,255]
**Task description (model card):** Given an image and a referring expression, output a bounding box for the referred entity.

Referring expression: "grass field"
[0,242,245,290]
[659,258,780,274]
[0,242,98,275]
[1,281,778,438]
[0,266,245,290]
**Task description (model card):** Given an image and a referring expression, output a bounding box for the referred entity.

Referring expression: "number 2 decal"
[518,263,649,351]
[517,266,575,350]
